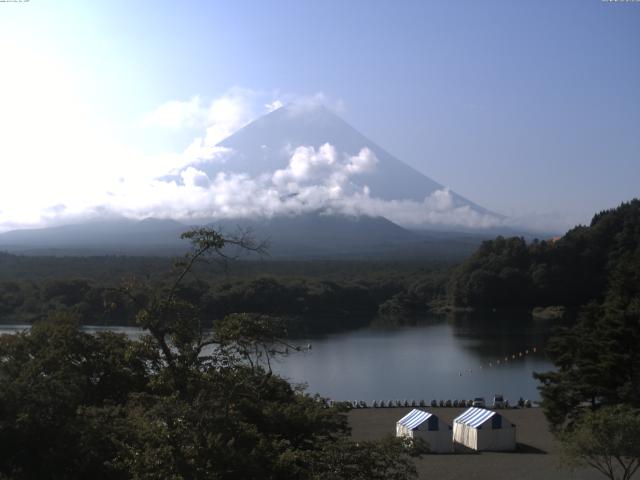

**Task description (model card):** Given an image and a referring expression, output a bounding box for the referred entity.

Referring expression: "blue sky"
[0,0,638,231]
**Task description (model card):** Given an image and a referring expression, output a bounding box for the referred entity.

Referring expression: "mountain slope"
[0,218,189,254]
[0,213,492,259]
[209,212,417,257]
[0,105,505,258]
[189,104,498,217]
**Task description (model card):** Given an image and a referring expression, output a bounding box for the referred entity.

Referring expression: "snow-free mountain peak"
[186,103,499,224]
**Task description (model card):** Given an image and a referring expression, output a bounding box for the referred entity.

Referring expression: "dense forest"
[0,229,424,479]
[1,201,639,478]
[449,199,640,310]
[531,202,640,460]
[2,200,640,332]
[0,253,451,333]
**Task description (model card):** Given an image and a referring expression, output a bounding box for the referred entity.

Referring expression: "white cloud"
[0,86,266,231]
[15,143,499,231]
[180,166,211,188]
[141,88,259,134]
[176,89,258,166]
[271,144,378,196]
[180,142,233,169]
[335,190,500,229]
[141,96,204,129]
[265,100,284,112]
[204,93,253,144]
[0,81,512,233]
[0,136,504,232]
[0,28,374,233]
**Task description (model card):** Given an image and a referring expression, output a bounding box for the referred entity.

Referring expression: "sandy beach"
[349,407,603,480]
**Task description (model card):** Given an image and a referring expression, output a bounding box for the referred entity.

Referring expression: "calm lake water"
[273,314,555,403]
[0,314,555,403]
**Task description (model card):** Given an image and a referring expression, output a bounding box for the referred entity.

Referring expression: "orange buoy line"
[457,347,539,376]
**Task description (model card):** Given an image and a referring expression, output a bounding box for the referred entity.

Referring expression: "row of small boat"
[325,399,533,409]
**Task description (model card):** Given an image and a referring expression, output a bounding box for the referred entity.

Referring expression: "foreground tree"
[560,405,640,480]
[534,218,640,479]
[534,302,640,430]
[0,228,421,479]
[0,316,152,479]
[303,436,424,480]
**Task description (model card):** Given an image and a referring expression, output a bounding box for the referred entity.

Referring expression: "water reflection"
[0,316,555,403]
[273,314,555,403]
[0,324,148,340]
[447,310,552,359]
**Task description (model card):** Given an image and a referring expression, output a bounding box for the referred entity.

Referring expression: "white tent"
[452,407,516,451]
[396,409,453,453]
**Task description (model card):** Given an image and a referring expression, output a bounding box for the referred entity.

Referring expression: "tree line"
[525,201,640,480]
[0,228,425,479]
[2,200,640,478]
[449,199,640,310]
[0,260,450,333]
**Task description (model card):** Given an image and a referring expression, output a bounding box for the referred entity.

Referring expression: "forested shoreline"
[2,200,639,333]
[1,201,638,478]
[449,200,640,310]
[0,254,452,333]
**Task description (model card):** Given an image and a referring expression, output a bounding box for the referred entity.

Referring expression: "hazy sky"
[1,1,638,231]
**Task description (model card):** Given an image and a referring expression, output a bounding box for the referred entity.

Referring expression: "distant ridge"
[0,218,189,253]
[0,214,496,260]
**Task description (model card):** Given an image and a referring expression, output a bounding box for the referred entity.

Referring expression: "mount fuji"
[172,103,500,225]
[0,104,506,258]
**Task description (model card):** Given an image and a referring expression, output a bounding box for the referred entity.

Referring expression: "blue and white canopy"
[454,408,496,428]
[397,409,432,430]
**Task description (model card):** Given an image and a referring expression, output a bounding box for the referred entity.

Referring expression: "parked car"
[472,397,486,408]
[493,394,505,408]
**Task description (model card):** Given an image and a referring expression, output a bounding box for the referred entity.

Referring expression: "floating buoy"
[454,345,540,378]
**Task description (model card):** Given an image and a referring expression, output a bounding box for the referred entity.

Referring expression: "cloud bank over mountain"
[0,89,563,234]
[53,141,500,230]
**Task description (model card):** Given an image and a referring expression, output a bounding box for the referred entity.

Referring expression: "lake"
[272,314,555,404]
[0,313,555,404]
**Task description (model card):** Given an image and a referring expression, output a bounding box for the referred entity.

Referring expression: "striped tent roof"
[454,407,496,428]
[397,409,433,430]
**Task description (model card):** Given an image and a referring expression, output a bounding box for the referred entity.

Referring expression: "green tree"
[560,405,640,480]
[303,436,424,480]
[534,304,640,430]
[0,228,421,479]
[0,315,152,479]
[448,236,534,308]
[448,199,640,309]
